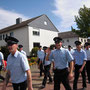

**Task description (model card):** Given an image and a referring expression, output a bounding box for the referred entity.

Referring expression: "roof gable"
[28,14,58,32]
[0,14,58,33]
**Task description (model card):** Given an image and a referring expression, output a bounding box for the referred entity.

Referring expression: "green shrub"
[29,57,37,63]
[0,46,10,60]
[30,47,39,57]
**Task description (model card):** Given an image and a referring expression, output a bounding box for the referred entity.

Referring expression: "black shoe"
[48,81,52,84]
[40,85,45,89]
[0,76,5,81]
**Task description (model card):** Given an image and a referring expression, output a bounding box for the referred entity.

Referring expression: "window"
[6,34,8,37]
[33,43,40,47]
[44,21,47,25]
[84,40,86,43]
[10,32,14,37]
[81,39,83,42]
[33,31,40,36]
[3,34,5,40]
[0,34,2,40]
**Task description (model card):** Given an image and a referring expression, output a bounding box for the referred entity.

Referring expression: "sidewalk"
[31,65,90,90]
[0,64,90,90]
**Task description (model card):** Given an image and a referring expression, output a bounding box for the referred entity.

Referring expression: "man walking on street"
[46,37,74,90]
[18,44,26,56]
[2,36,33,90]
[41,46,52,89]
[73,41,87,90]
[84,42,90,83]
[37,46,44,77]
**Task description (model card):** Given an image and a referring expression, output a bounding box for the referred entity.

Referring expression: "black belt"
[54,68,68,72]
[54,68,68,75]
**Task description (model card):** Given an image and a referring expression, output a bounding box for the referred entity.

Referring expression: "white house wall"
[62,37,79,49]
[79,37,87,46]
[13,27,29,55]
[0,33,8,46]
[62,37,87,49]
[28,26,58,51]
[0,26,29,56]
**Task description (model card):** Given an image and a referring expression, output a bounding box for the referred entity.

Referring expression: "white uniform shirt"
[7,50,30,83]
[85,48,90,60]
[20,50,26,56]
[0,52,4,66]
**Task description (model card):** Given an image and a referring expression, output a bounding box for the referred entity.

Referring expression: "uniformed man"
[2,36,33,90]
[46,37,74,90]
[0,51,5,81]
[68,45,74,56]
[67,45,74,68]
[84,42,90,83]
[73,41,87,90]
[18,44,26,56]
[41,46,52,89]
[37,46,44,77]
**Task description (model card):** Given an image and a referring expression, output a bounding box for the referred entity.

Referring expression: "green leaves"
[72,5,90,38]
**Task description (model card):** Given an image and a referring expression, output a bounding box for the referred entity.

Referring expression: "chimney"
[16,18,22,24]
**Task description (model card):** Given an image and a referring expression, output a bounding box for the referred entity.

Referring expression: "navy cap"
[18,44,23,48]
[68,45,71,48]
[74,41,81,45]
[50,45,55,50]
[43,46,48,50]
[85,42,89,46]
[53,37,62,44]
[39,45,42,48]
[5,36,19,46]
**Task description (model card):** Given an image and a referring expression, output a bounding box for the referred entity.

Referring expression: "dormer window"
[44,21,47,25]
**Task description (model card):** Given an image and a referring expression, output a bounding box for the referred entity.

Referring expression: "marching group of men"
[37,37,90,90]
[0,36,90,90]
[0,36,33,90]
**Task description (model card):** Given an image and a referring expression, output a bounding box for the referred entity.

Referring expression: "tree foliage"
[72,5,90,37]
[30,47,39,57]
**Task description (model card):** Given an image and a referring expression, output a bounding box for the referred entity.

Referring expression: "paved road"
[0,64,90,90]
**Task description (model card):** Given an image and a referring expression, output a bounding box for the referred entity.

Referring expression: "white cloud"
[52,0,90,32]
[0,8,28,29]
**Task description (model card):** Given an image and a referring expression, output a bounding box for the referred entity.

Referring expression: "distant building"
[58,31,87,49]
[0,14,58,56]
[87,37,90,43]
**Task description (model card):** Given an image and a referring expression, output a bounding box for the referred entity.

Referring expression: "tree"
[30,47,39,57]
[72,5,90,38]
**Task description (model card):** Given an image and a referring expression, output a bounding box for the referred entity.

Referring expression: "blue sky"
[0,0,90,32]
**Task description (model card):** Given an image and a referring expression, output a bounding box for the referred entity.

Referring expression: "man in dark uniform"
[18,44,26,56]
[37,46,44,77]
[46,37,74,90]
[2,36,33,90]
[41,46,52,89]
[84,42,90,83]
[73,41,87,90]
